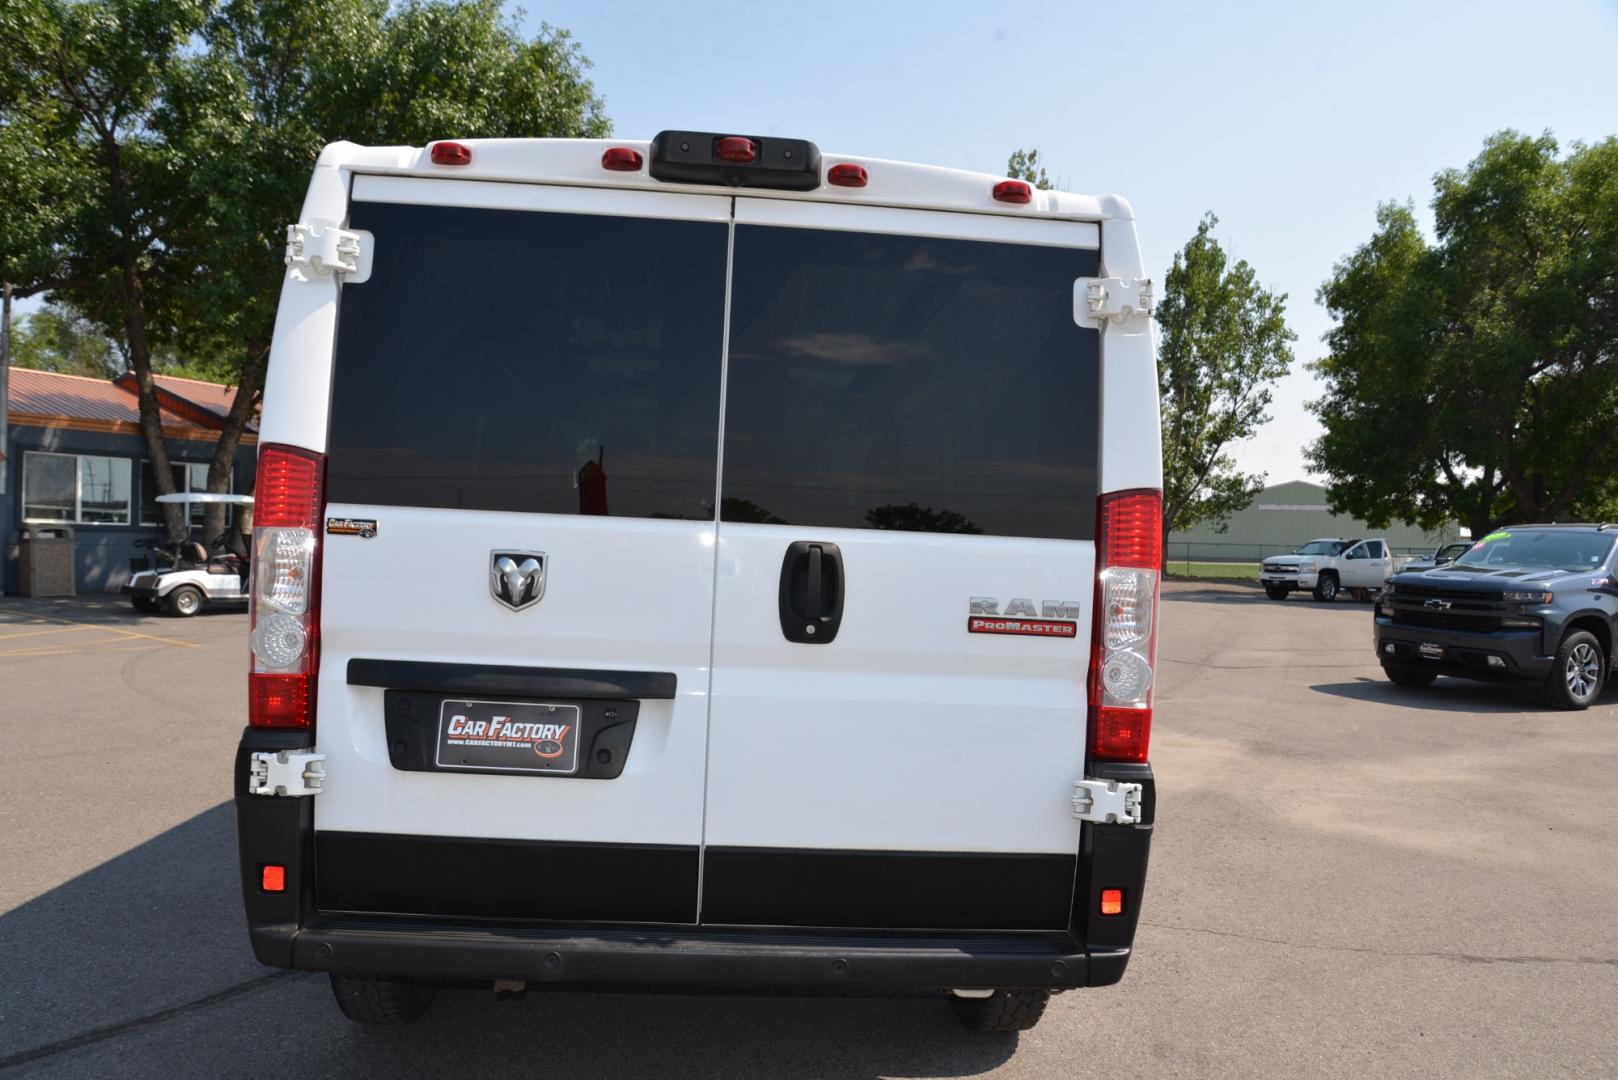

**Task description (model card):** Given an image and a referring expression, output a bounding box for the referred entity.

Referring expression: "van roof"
[313,137,1135,224]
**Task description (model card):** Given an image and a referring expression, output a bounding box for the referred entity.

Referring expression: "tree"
[1308,132,1618,535]
[1006,148,1051,190]
[1157,214,1295,563]
[8,302,126,377]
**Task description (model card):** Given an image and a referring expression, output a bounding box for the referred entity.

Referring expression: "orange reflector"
[261,864,287,893]
[1100,888,1124,916]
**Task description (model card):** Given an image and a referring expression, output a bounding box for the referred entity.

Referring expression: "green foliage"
[1158,213,1296,550]
[1006,148,1051,190]
[1309,131,1618,534]
[8,303,125,377]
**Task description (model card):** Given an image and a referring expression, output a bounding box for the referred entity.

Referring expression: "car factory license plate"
[436,699,582,775]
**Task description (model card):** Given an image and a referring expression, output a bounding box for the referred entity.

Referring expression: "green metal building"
[1167,480,1461,564]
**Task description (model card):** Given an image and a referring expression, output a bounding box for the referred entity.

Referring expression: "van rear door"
[700,199,1102,931]
[311,177,730,925]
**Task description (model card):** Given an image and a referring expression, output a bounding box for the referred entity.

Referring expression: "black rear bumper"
[236,729,1150,992]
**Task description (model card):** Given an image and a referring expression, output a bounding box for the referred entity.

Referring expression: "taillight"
[993,179,1033,204]
[1088,489,1162,763]
[248,444,325,729]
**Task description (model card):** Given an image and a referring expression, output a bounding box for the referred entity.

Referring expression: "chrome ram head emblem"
[490,550,546,611]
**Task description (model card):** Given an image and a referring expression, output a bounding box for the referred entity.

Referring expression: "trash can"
[18,525,76,597]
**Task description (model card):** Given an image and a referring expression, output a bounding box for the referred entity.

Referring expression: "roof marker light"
[993,179,1033,204]
[430,141,472,166]
[602,146,644,172]
[827,163,868,188]
[714,136,757,163]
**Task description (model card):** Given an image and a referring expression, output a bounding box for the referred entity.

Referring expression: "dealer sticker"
[435,699,582,775]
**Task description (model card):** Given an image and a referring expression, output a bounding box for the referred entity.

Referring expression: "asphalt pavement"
[2,584,1614,1078]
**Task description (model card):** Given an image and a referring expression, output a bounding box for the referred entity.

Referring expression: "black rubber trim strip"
[701,847,1076,931]
[291,913,1099,990]
[346,659,677,700]
[316,831,698,924]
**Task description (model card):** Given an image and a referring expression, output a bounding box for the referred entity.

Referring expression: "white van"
[236,132,1162,1034]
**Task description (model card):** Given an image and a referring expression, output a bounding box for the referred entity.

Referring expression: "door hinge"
[249,750,327,797]
[1071,778,1142,825]
[284,223,361,276]
[1074,276,1154,327]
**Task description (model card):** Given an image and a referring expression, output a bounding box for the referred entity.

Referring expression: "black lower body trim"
[316,832,699,924]
[701,847,1076,931]
[289,914,1105,990]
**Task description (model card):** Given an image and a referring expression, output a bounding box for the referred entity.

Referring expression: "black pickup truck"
[1375,524,1618,709]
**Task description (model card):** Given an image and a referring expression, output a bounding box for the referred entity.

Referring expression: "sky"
[514,0,1618,484]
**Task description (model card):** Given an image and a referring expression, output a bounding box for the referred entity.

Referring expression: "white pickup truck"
[1259,538,1408,601]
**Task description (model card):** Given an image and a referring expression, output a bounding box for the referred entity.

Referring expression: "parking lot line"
[0,625,111,642]
[0,610,201,648]
[0,642,165,658]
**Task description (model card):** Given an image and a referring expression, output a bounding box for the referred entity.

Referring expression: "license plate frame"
[435,698,583,776]
[1418,642,1445,661]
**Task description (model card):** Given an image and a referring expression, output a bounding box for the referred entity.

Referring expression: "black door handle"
[779,541,844,644]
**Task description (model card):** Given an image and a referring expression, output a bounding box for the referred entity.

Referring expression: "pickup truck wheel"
[329,973,438,1025]
[950,989,1049,1033]
[1263,584,1290,600]
[164,585,203,617]
[1543,631,1606,710]
[1311,574,1338,602]
[1382,663,1436,689]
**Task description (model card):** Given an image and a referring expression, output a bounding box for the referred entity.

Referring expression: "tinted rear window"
[721,226,1099,540]
[326,201,727,519]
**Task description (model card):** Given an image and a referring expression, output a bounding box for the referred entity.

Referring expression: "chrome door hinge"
[249,750,326,797]
[1071,778,1143,824]
[1074,276,1154,328]
[284,223,361,276]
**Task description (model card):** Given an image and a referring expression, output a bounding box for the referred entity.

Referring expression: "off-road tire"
[1542,630,1606,710]
[329,973,438,1025]
[1263,584,1290,601]
[950,990,1049,1033]
[131,596,160,614]
[1381,663,1437,689]
[164,585,204,617]
[1312,574,1339,603]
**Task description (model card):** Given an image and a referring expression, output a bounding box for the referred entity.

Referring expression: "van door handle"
[779,541,844,644]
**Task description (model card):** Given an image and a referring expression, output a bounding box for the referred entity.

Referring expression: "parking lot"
[2,581,1615,1079]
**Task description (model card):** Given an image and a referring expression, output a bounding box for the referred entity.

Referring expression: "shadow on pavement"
[0,595,245,626]
[1309,674,1618,713]
[1,804,1018,1079]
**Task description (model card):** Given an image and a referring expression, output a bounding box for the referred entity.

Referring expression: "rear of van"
[236,133,1161,1032]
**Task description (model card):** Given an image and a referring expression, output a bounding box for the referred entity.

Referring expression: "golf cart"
[121,493,254,617]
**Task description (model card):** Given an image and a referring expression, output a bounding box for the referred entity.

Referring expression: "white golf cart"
[121,492,254,617]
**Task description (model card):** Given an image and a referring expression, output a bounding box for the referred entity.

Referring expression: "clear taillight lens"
[248,444,325,729]
[1088,490,1163,763]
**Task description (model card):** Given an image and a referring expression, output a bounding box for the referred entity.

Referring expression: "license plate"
[1419,642,1444,660]
[435,699,582,775]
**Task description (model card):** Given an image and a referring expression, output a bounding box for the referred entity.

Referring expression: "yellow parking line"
[0,642,164,658]
[5,610,200,648]
[0,625,114,642]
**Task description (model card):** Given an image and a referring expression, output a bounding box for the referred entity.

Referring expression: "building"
[1167,479,1461,563]
[1,368,257,594]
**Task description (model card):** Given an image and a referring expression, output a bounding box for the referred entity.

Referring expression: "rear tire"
[131,597,160,614]
[329,973,438,1025]
[1312,574,1339,602]
[1263,584,1290,601]
[1382,663,1436,688]
[1542,630,1606,710]
[950,990,1049,1033]
[164,585,203,617]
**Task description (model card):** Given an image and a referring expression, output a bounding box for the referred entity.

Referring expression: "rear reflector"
[1100,888,1124,916]
[827,163,868,187]
[993,179,1033,204]
[714,135,758,162]
[1088,489,1163,763]
[261,864,287,893]
[249,444,326,730]
[429,141,472,166]
[601,146,643,171]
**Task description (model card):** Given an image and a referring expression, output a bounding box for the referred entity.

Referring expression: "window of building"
[140,461,224,526]
[22,451,133,525]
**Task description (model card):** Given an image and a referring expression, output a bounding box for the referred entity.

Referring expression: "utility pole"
[1,281,10,498]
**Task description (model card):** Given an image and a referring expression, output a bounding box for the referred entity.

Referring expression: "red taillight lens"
[993,179,1033,204]
[714,136,757,163]
[261,864,287,893]
[1088,489,1162,764]
[1100,888,1124,916]
[602,146,643,171]
[430,141,472,166]
[249,444,326,731]
[827,163,868,187]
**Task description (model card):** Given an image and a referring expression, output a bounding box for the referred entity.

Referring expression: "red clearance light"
[1100,888,1124,916]
[430,141,472,166]
[602,146,644,172]
[261,864,287,893]
[993,179,1033,204]
[827,163,868,188]
[714,136,757,163]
